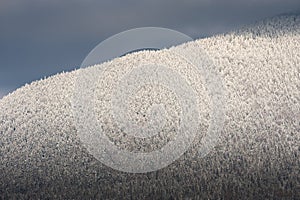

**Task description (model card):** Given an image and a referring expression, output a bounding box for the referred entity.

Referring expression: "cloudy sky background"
[0,0,299,99]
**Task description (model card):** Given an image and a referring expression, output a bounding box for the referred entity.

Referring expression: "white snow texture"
[0,14,299,199]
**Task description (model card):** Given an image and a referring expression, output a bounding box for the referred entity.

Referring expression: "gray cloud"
[1,0,300,40]
[0,87,14,99]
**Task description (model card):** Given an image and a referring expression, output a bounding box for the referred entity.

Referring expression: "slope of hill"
[0,14,299,199]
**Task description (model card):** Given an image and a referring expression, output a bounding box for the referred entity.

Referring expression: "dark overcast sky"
[0,0,299,98]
